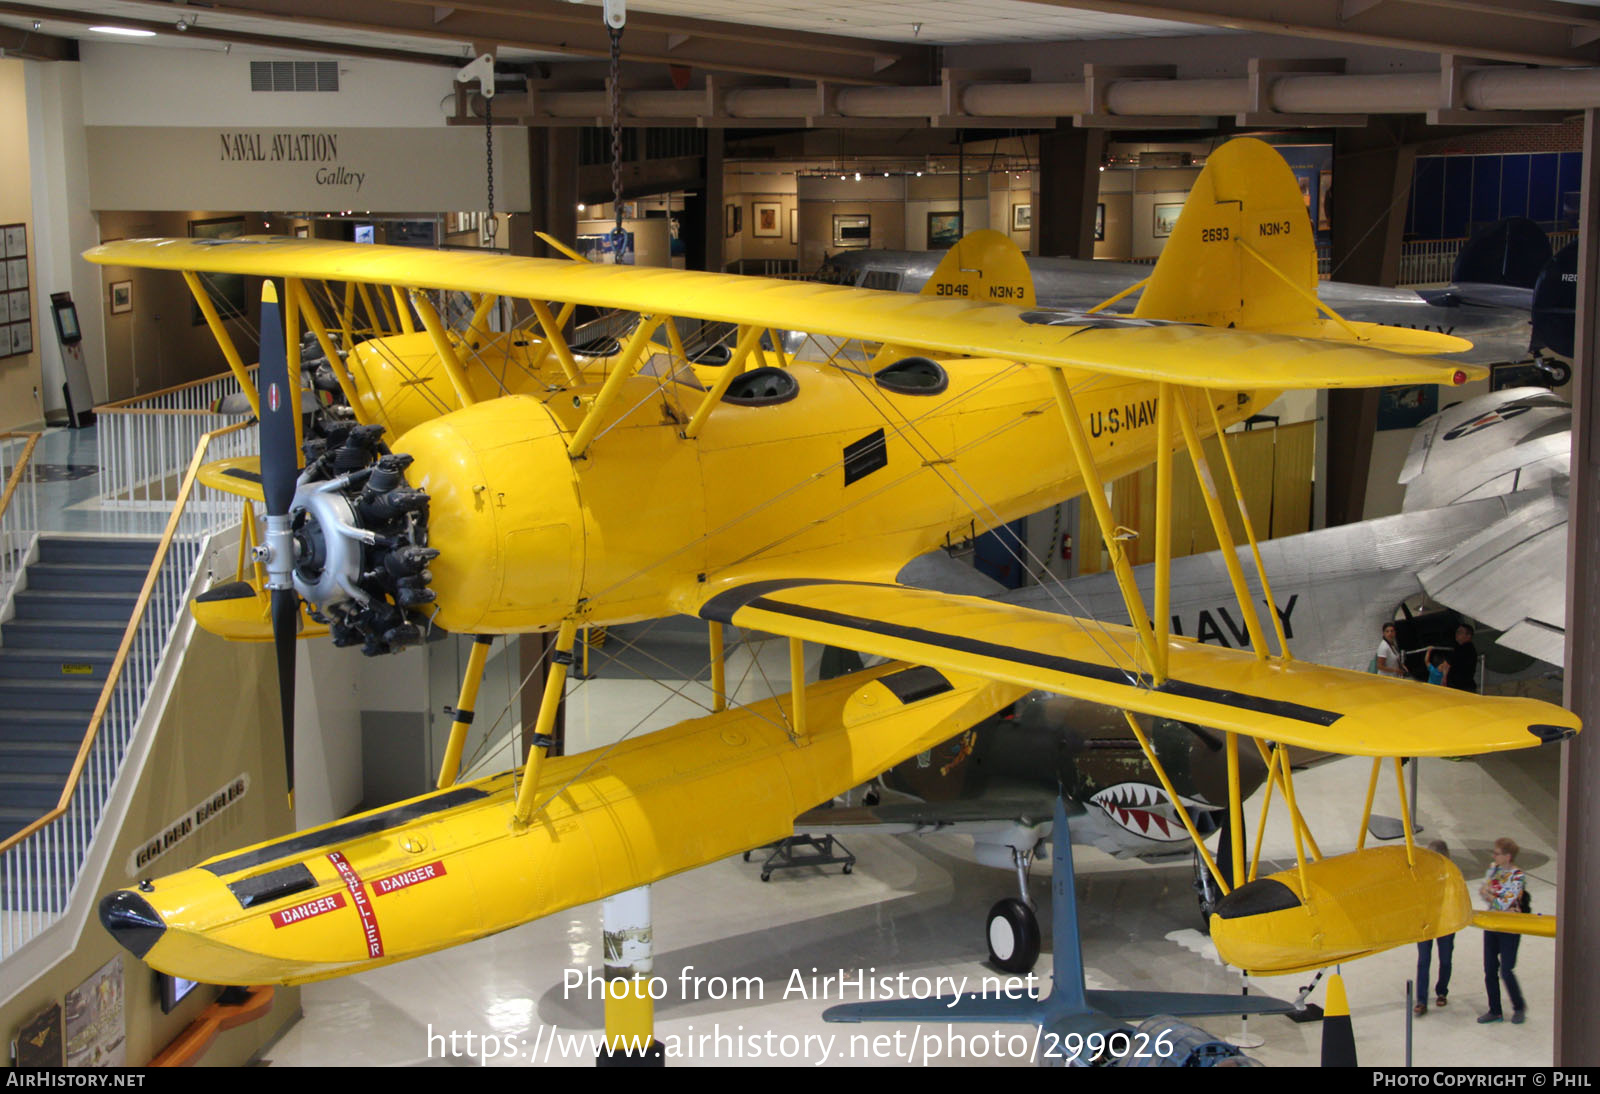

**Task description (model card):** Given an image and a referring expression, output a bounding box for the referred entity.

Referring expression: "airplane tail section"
[1452,217,1551,291]
[1133,139,1472,356]
[1134,137,1317,331]
[919,229,1037,309]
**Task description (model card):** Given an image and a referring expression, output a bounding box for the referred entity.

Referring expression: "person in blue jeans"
[1414,838,1455,1016]
[1478,837,1528,1025]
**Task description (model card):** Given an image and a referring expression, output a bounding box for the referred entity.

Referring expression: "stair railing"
[0,422,249,960]
[0,433,40,611]
[95,369,258,509]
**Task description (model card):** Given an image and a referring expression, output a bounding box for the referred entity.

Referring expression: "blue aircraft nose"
[100,889,166,959]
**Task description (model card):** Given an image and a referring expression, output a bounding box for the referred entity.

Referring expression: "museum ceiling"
[3,0,1600,79]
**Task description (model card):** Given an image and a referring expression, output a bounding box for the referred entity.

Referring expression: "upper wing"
[84,237,1477,390]
[690,579,1578,757]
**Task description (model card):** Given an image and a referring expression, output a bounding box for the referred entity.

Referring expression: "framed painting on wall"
[832,214,870,248]
[752,201,783,238]
[1094,202,1106,242]
[789,208,798,244]
[1011,203,1032,232]
[725,203,742,239]
[928,211,962,248]
[110,281,132,315]
[1152,202,1183,238]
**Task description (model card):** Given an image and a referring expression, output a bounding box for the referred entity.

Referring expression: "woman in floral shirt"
[1477,837,1527,1024]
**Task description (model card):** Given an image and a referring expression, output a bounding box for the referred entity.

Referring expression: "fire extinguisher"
[1060,533,1072,560]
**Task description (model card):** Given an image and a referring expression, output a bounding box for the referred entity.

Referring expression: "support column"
[1324,117,1417,527]
[696,127,725,273]
[598,886,665,1066]
[1036,122,1104,259]
[1555,107,1600,1068]
[518,127,579,259]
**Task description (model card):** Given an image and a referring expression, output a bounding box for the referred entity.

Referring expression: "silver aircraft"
[816,222,1570,376]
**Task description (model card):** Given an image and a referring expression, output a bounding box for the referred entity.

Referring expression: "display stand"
[744,834,855,881]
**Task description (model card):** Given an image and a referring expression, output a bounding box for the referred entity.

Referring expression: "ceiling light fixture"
[89,25,157,36]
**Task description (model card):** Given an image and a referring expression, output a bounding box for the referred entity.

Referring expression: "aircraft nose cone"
[99,889,166,959]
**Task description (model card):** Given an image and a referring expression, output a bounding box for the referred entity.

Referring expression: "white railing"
[1396,230,1577,288]
[0,433,40,611]
[95,368,259,509]
[0,423,249,959]
[1397,238,1464,287]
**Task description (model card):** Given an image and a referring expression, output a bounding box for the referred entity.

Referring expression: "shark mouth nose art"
[1089,782,1218,841]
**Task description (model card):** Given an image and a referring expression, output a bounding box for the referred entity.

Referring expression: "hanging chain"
[609,24,625,257]
[483,89,496,247]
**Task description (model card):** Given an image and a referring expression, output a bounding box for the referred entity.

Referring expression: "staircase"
[0,537,156,845]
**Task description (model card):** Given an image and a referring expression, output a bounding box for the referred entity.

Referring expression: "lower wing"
[689,578,1578,756]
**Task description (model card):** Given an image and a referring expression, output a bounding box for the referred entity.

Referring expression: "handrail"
[94,408,226,418]
[0,432,40,522]
[93,364,260,413]
[0,420,251,857]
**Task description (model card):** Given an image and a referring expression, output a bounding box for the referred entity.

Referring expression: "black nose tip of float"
[99,889,167,959]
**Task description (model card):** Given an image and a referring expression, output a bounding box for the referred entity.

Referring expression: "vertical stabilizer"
[1133,138,1318,330]
[920,229,1037,309]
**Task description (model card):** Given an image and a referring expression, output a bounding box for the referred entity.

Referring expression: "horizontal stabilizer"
[192,577,328,643]
[197,457,265,502]
[1471,910,1556,938]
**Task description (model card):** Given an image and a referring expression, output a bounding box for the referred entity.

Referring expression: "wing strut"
[410,288,483,406]
[288,279,361,411]
[683,325,761,439]
[1122,711,1233,893]
[1202,390,1293,657]
[530,299,582,384]
[438,635,495,788]
[512,618,580,826]
[1046,371,1162,681]
[1172,388,1272,658]
[567,315,666,458]
[184,270,259,418]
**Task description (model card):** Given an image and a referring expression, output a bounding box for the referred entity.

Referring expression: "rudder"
[1133,139,1318,330]
[920,229,1037,309]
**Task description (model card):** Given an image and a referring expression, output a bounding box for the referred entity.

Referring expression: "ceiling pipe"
[501,65,1600,123]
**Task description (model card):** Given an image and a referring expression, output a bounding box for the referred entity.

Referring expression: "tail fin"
[1134,138,1471,357]
[1532,239,1576,358]
[1134,138,1316,330]
[920,229,1036,309]
[1452,217,1551,290]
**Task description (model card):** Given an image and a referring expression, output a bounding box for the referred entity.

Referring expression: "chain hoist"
[484,92,496,247]
[454,51,498,247]
[605,0,627,260]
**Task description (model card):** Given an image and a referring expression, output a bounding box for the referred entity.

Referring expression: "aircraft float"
[86,138,1576,991]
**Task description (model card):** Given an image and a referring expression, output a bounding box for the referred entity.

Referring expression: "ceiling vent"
[251,60,339,92]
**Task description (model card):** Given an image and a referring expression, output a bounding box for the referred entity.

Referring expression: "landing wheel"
[1541,360,1573,388]
[986,897,1040,974]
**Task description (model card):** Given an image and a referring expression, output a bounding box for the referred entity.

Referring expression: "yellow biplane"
[90,138,1575,989]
